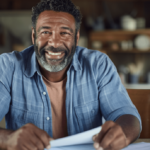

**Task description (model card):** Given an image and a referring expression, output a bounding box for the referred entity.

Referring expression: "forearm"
[0,128,13,150]
[115,114,141,144]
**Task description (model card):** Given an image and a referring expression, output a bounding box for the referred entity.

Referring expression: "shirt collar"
[23,46,41,78]
[24,45,82,78]
[71,46,82,71]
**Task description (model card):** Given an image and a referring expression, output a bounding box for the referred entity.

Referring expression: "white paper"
[50,144,95,150]
[44,126,150,150]
[122,142,150,150]
[50,126,102,147]
[48,142,150,150]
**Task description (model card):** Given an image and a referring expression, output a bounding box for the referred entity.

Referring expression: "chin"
[41,59,68,73]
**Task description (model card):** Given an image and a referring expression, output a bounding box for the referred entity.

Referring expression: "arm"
[0,124,53,150]
[116,114,140,144]
[93,54,141,150]
[93,114,140,150]
[0,128,14,150]
[0,55,53,149]
[0,84,53,150]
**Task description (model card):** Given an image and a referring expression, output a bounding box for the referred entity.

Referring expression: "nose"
[48,32,61,48]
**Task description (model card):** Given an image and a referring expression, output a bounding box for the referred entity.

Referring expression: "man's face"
[32,10,79,72]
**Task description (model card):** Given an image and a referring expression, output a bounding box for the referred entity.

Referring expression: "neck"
[38,62,69,82]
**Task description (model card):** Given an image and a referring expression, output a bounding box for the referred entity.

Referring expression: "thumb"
[49,137,54,141]
[46,138,54,150]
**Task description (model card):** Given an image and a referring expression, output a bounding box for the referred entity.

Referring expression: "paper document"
[50,126,102,147]
[44,126,150,150]
[123,142,150,150]
[47,142,150,150]
[48,142,150,150]
[49,144,95,150]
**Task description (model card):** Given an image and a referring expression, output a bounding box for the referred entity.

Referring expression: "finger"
[22,146,29,150]
[25,123,51,148]
[23,139,38,150]
[18,130,40,150]
[105,134,128,150]
[34,128,51,148]
[93,134,98,141]
[93,142,101,150]
[95,121,115,144]
[46,137,55,150]
[21,129,45,150]
[49,137,54,141]
[100,124,123,149]
[93,122,113,150]
[31,134,46,150]
[46,144,51,150]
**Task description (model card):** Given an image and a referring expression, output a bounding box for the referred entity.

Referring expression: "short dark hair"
[31,0,82,32]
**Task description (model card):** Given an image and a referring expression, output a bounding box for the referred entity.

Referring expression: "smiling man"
[0,0,141,150]
[34,10,77,74]
[34,10,78,81]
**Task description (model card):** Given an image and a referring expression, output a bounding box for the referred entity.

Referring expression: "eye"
[42,31,50,34]
[61,32,69,35]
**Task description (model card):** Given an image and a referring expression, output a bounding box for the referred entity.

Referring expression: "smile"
[48,52,62,56]
[45,51,65,60]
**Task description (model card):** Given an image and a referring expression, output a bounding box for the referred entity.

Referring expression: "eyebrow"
[61,27,73,33]
[37,26,73,33]
[38,26,51,32]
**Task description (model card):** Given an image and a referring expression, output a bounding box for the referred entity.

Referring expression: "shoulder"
[0,51,18,90]
[0,51,17,74]
[0,46,34,86]
[75,46,110,69]
[75,46,117,84]
[0,45,34,66]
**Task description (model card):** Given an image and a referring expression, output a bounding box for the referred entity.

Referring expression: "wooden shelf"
[99,49,150,54]
[104,0,150,1]
[90,29,150,36]
[89,29,150,42]
[88,29,150,53]
[73,0,150,1]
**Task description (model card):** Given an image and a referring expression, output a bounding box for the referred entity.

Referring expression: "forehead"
[36,10,76,31]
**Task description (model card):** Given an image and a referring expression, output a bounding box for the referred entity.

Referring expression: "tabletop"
[134,138,150,143]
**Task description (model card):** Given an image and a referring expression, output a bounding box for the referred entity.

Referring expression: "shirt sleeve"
[95,53,142,130]
[0,81,11,122]
[0,54,13,122]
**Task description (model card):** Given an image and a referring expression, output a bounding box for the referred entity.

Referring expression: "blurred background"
[1,0,150,127]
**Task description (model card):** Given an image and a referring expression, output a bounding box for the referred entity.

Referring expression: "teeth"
[48,52,62,55]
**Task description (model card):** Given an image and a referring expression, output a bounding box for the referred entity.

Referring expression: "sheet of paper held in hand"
[44,126,150,150]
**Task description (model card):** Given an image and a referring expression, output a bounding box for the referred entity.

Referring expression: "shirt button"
[43,92,46,95]
[47,117,50,120]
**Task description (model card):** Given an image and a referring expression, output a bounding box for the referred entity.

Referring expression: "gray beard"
[34,33,77,73]
[37,54,68,72]
[34,45,76,73]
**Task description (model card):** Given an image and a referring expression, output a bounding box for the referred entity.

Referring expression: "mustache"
[40,46,68,55]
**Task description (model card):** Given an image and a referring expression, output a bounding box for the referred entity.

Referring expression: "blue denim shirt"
[0,46,141,137]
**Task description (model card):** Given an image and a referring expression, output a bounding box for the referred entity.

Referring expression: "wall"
[0,11,32,53]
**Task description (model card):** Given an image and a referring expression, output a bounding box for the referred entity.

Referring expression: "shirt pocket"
[7,105,42,130]
[74,101,102,132]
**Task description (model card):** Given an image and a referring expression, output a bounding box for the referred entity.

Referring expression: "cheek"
[37,41,42,48]
[36,37,46,49]
[64,37,75,49]
[65,42,73,51]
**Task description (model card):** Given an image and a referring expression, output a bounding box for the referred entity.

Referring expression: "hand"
[5,123,53,150]
[93,121,129,150]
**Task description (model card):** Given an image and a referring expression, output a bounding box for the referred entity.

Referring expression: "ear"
[76,30,80,46]
[32,27,35,44]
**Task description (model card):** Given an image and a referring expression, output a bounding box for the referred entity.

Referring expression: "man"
[0,0,141,150]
